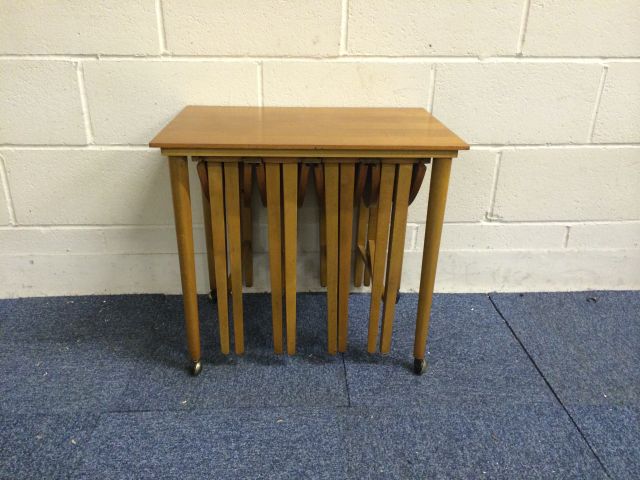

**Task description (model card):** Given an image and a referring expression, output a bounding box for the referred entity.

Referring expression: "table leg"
[208,162,230,355]
[168,156,202,375]
[413,157,452,374]
[338,163,355,352]
[354,197,369,287]
[314,166,327,288]
[196,161,217,302]
[380,163,412,353]
[367,164,395,353]
[241,163,253,287]
[224,162,244,355]
[324,163,339,354]
[282,163,298,355]
[266,163,284,354]
[364,204,378,287]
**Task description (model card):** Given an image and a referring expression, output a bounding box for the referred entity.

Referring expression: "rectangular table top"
[150,107,468,157]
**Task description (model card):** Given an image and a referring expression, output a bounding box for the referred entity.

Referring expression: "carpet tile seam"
[487,293,612,479]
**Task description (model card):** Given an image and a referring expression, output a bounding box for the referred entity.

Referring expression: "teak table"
[150,106,468,376]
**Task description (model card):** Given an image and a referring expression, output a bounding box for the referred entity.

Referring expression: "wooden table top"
[150,107,468,158]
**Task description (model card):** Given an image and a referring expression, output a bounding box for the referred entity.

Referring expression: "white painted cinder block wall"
[0,0,639,297]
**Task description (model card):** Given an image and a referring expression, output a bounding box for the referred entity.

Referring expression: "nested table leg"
[208,162,231,355]
[241,163,254,287]
[224,162,245,355]
[364,204,378,287]
[354,197,369,288]
[196,161,217,301]
[314,166,327,288]
[266,163,284,354]
[367,163,395,353]
[414,157,452,374]
[168,157,202,376]
[338,163,355,352]
[380,163,412,353]
[324,162,339,354]
[282,163,298,355]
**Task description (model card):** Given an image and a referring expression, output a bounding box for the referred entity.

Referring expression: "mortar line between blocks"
[486,151,502,221]
[76,62,95,145]
[563,226,571,248]
[587,65,609,142]
[487,294,612,479]
[2,54,640,62]
[339,0,349,55]
[0,153,17,225]
[427,64,437,112]
[258,61,264,106]
[154,0,168,54]
[4,143,639,152]
[516,0,532,55]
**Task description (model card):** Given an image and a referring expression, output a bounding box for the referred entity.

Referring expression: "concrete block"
[0,0,159,54]
[524,0,640,57]
[163,0,341,56]
[0,61,85,145]
[593,64,640,143]
[348,0,522,56]
[263,61,430,107]
[83,61,259,144]
[433,63,602,144]
[493,148,640,221]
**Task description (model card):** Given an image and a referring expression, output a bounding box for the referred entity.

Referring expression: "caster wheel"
[208,290,217,303]
[413,358,427,375]
[191,360,202,376]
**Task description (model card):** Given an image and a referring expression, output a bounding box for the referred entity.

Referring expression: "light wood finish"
[241,198,253,287]
[314,166,327,287]
[414,158,452,361]
[241,163,253,287]
[224,162,245,355]
[324,163,340,354]
[282,163,298,355]
[338,163,355,352]
[367,164,395,353]
[298,163,310,207]
[266,163,284,354]
[354,197,369,288]
[364,203,378,286]
[207,162,230,354]
[164,148,457,159]
[168,157,201,363]
[196,161,216,294]
[151,106,469,151]
[380,163,412,353]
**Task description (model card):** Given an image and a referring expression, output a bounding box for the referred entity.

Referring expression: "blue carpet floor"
[0,291,638,479]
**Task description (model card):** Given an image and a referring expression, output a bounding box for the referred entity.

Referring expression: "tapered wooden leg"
[224,162,244,355]
[168,157,201,374]
[364,204,377,287]
[414,158,452,374]
[338,163,355,352]
[266,163,284,354]
[241,164,254,287]
[367,164,395,353]
[196,161,217,300]
[282,163,298,355]
[314,166,327,287]
[380,163,412,353]
[241,202,253,287]
[208,162,230,354]
[324,163,339,354]
[354,197,369,287]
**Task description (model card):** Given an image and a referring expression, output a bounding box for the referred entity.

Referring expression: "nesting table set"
[150,106,468,376]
